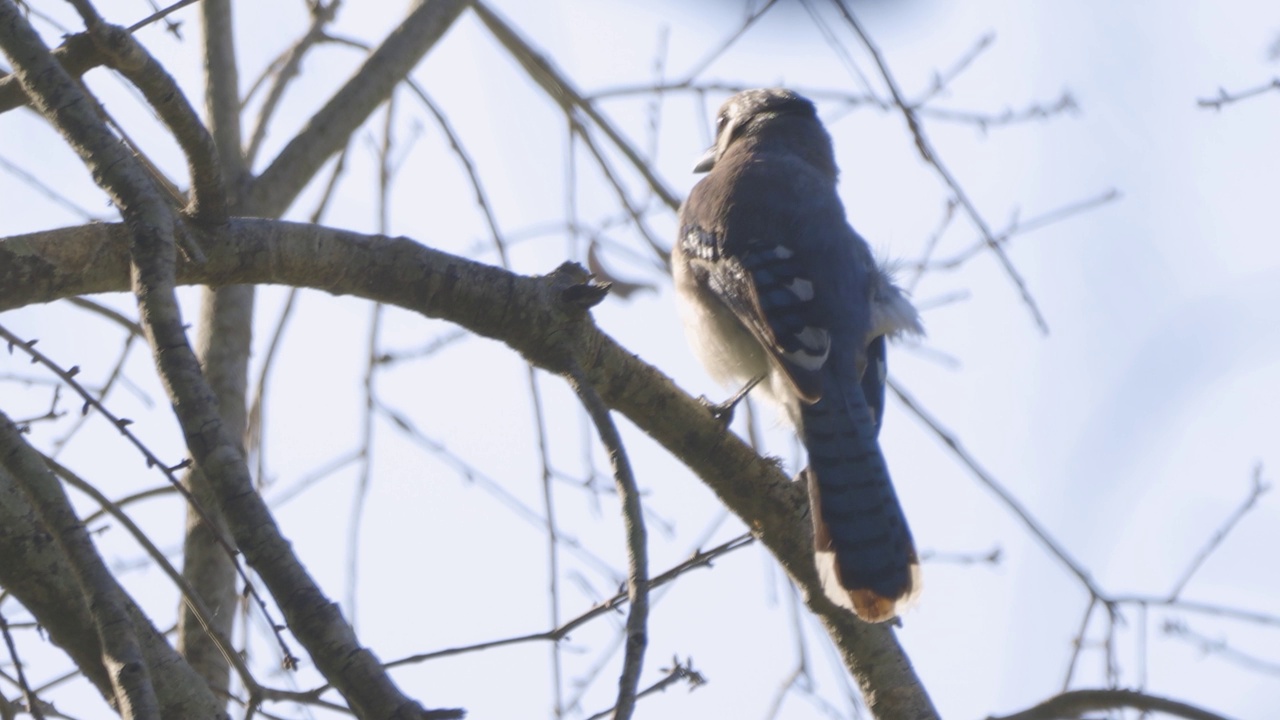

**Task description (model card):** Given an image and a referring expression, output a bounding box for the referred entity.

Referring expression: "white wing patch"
[784,326,830,370]
[786,277,815,301]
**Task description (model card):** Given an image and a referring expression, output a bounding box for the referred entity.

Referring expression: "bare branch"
[0,410,161,718]
[201,0,245,188]
[917,189,1121,273]
[47,457,259,699]
[917,91,1078,130]
[1163,620,1280,676]
[889,380,1105,601]
[405,79,513,267]
[910,32,995,106]
[0,322,295,670]
[248,0,467,217]
[1197,78,1280,109]
[0,609,45,720]
[0,154,107,221]
[679,0,780,83]
[567,358,649,720]
[1110,596,1280,629]
[376,400,622,582]
[382,534,751,670]
[0,220,937,719]
[472,1,682,214]
[527,364,566,712]
[178,1,250,701]
[829,0,1051,333]
[243,1,343,169]
[1167,464,1269,600]
[0,6,439,713]
[84,22,226,224]
[128,0,200,34]
[584,657,704,720]
[987,688,1237,720]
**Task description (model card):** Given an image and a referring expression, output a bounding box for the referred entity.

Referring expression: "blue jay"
[673,89,922,622]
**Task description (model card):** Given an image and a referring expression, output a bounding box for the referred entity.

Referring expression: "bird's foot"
[699,375,765,427]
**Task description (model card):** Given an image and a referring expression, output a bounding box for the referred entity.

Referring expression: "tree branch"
[0,462,228,718]
[246,0,467,217]
[0,411,161,719]
[0,219,938,719]
[472,1,682,213]
[567,360,649,720]
[0,6,449,716]
[987,688,1237,720]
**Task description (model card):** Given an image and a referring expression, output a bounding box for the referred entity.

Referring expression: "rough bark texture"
[0,438,227,719]
[175,0,250,703]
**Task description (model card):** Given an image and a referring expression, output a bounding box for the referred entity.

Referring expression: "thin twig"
[243,1,343,168]
[471,0,681,216]
[347,97,396,622]
[341,536,749,683]
[264,450,363,508]
[1167,464,1269,600]
[1197,78,1280,109]
[0,409,161,717]
[889,379,1105,600]
[584,658,705,720]
[910,32,995,106]
[248,144,352,489]
[831,0,1050,332]
[918,189,1121,272]
[565,360,648,720]
[1110,596,1280,629]
[65,298,143,336]
[50,301,143,455]
[0,155,106,221]
[377,401,622,581]
[0,610,44,720]
[48,457,261,698]
[1163,620,1280,676]
[128,0,200,33]
[524,367,564,713]
[0,323,300,668]
[679,0,780,83]
[917,92,1078,130]
[569,116,669,266]
[404,79,511,268]
[987,688,1237,720]
[799,0,879,101]
[905,197,957,292]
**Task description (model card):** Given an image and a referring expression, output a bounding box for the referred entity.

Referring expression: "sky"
[2,1,1279,718]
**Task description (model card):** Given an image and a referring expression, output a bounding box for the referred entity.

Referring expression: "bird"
[672,88,923,622]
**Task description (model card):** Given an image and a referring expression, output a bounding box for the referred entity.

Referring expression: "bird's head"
[693,88,830,175]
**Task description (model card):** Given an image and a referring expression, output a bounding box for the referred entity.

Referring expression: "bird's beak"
[693,145,718,173]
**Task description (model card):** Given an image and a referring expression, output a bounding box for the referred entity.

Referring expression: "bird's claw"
[699,375,765,428]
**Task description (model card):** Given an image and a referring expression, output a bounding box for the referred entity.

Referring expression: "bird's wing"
[678,223,828,402]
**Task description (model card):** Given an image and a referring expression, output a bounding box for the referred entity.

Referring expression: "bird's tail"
[800,377,918,622]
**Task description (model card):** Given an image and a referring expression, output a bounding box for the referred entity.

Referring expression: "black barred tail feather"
[801,376,918,623]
